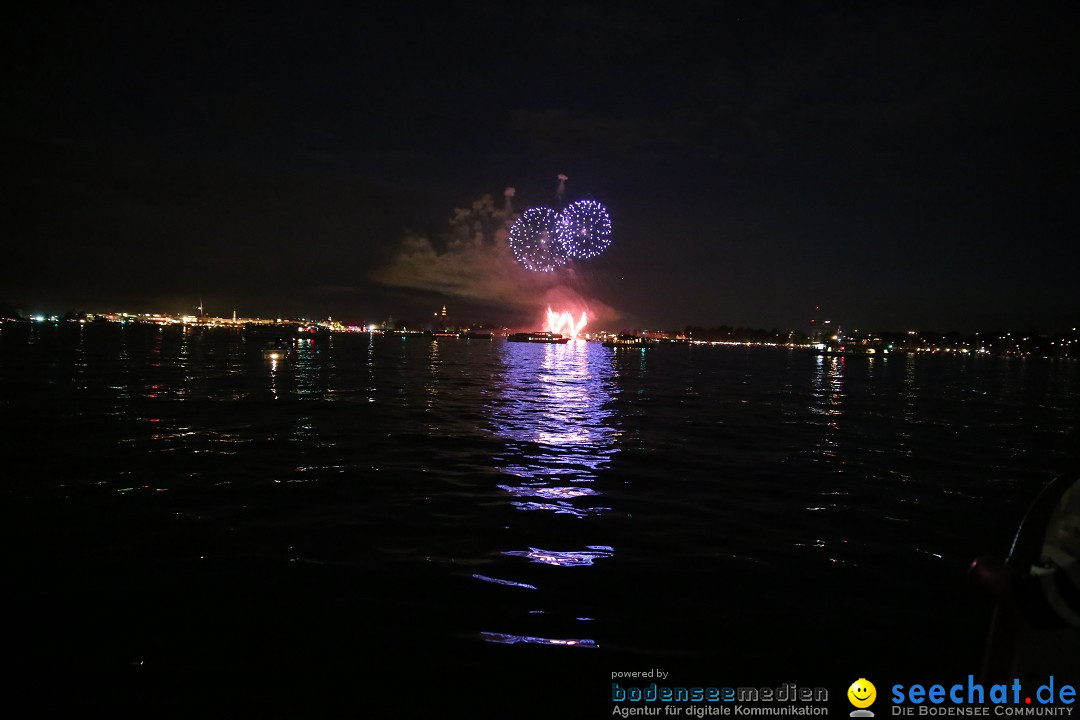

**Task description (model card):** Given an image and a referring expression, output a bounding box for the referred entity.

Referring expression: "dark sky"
[8,2,1079,332]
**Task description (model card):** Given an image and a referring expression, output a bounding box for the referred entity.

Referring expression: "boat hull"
[507,332,569,344]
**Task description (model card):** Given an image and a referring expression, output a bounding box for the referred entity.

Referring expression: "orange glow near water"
[544,307,587,339]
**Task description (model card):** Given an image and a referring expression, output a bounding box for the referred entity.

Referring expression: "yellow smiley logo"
[848,678,877,709]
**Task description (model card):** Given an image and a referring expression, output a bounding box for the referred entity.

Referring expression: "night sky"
[9,2,1080,332]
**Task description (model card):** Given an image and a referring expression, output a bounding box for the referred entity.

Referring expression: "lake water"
[2,322,1076,713]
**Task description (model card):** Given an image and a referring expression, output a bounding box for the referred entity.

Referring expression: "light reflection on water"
[3,324,1078,676]
[478,631,598,648]
[489,340,619,494]
[810,355,845,468]
[472,573,538,590]
[294,337,323,400]
[502,545,615,567]
[479,339,621,647]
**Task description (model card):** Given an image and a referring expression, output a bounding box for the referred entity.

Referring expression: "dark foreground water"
[2,322,1077,714]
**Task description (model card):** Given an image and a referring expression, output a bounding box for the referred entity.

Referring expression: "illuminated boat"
[808,345,888,357]
[602,334,657,349]
[261,342,291,360]
[808,325,891,356]
[507,332,569,344]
